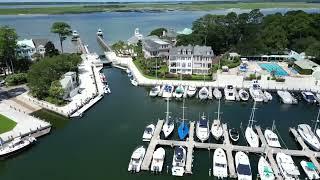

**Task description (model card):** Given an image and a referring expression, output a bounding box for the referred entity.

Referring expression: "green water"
[0,67,318,179]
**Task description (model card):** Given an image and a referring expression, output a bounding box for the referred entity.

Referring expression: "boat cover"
[263,166,273,176]
[175,147,184,161]
[307,162,317,170]
[237,164,251,176]
[199,119,208,128]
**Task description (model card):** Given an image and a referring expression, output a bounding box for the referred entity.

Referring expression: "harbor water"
[0,9,319,179]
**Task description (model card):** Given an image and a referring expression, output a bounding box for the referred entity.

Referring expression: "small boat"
[235,151,252,180]
[104,85,111,94]
[198,86,209,100]
[126,68,131,74]
[245,101,259,148]
[224,85,236,101]
[301,91,317,104]
[264,91,272,101]
[149,85,161,97]
[213,148,228,178]
[162,84,174,98]
[151,147,165,173]
[158,85,165,97]
[142,124,155,142]
[96,28,103,37]
[211,99,223,140]
[297,124,320,151]
[277,90,296,104]
[162,98,174,138]
[128,146,146,172]
[300,160,320,180]
[249,81,264,102]
[186,86,197,97]
[213,88,222,99]
[183,86,188,98]
[127,72,133,78]
[171,146,186,176]
[196,113,210,142]
[258,156,275,180]
[264,129,281,148]
[208,87,213,100]
[239,89,250,101]
[276,152,300,179]
[178,99,189,140]
[71,30,79,40]
[229,128,240,142]
[131,78,138,86]
[0,136,36,158]
[174,85,184,99]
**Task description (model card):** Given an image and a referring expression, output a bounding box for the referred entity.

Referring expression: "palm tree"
[51,22,72,53]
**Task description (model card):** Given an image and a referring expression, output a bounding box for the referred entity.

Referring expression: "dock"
[96,35,112,52]
[141,120,320,178]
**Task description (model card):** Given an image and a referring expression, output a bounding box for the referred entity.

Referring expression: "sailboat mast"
[182,98,186,122]
[314,108,320,134]
[165,98,170,121]
[217,98,221,120]
[248,101,257,127]
[272,120,276,131]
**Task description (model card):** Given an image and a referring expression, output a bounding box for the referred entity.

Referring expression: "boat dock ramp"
[141,119,320,178]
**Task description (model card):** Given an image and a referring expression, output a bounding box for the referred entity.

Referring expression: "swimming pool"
[258,63,288,76]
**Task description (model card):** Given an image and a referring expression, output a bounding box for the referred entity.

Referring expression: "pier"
[141,120,320,178]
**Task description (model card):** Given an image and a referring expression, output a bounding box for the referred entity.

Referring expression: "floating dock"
[141,120,320,178]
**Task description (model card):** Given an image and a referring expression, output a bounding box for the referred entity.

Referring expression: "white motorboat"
[316,93,320,103]
[142,124,155,142]
[213,148,228,178]
[183,86,188,98]
[211,99,223,140]
[258,156,275,180]
[174,85,184,99]
[208,87,213,100]
[126,68,131,74]
[264,129,281,148]
[128,146,146,172]
[186,86,197,97]
[245,101,259,148]
[235,151,252,180]
[277,90,296,104]
[131,78,138,86]
[172,146,186,176]
[158,85,165,97]
[229,128,240,142]
[0,136,36,158]
[239,89,250,101]
[71,30,79,40]
[162,98,174,138]
[302,91,317,104]
[149,85,161,97]
[104,85,111,94]
[224,85,236,101]
[213,88,222,99]
[196,114,210,142]
[151,147,166,173]
[264,91,272,101]
[300,160,320,180]
[198,86,209,100]
[297,124,320,151]
[249,81,264,102]
[276,152,300,179]
[96,28,103,37]
[162,84,174,98]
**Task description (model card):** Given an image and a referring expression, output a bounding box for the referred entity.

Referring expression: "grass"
[0,114,17,134]
[31,109,69,129]
[0,2,319,15]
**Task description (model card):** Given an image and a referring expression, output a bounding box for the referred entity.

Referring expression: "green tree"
[49,80,64,98]
[149,28,167,37]
[51,22,72,53]
[0,26,18,75]
[45,41,59,57]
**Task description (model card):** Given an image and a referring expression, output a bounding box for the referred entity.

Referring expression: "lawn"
[0,114,17,134]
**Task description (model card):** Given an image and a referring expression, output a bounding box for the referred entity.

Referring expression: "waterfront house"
[142,36,171,59]
[33,39,49,58]
[293,59,320,75]
[17,39,36,60]
[162,28,177,45]
[60,72,79,100]
[127,28,144,45]
[168,45,215,75]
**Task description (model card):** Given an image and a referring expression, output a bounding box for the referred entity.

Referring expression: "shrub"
[165,73,177,78]
[182,74,192,80]
[5,73,27,86]
[276,78,285,82]
[44,96,65,106]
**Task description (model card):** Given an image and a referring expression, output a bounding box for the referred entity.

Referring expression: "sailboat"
[264,121,281,148]
[174,85,184,99]
[211,98,223,140]
[178,98,189,140]
[196,113,210,142]
[245,101,260,148]
[213,88,222,100]
[162,98,174,138]
[186,86,197,97]
[314,109,320,140]
[198,86,209,100]
[208,87,213,100]
[213,148,228,178]
[258,156,275,180]
[297,124,320,151]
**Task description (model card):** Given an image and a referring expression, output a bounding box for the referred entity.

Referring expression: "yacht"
[128,146,146,172]
[224,85,236,101]
[186,86,197,97]
[178,99,189,140]
[130,78,138,86]
[162,84,174,98]
[151,147,165,173]
[0,136,36,158]
[249,81,264,102]
[276,152,300,179]
[162,98,174,138]
[174,85,184,99]
[104,84,111,94]
[245,101,259,148]
[213,88,222,99]
[211,99,223,140]
[264,91,272,101]
[198,86,209,100]
[300,160,320,180]
[71,30,79,40]
[208,87,213,100]
[301,91,317,104]
[213,148,228,178]
[149,85,161,97]
[142,124,155,142]
[229,128,240,142]
[96,28,103,37]
[172,146,186,176]
[239,89,250,101]
[258,156,275,180]
[196,114,210,142]
[264,129,281,148]
[297,124,320,151]
[235,151,252,180]
[277,90,296,104]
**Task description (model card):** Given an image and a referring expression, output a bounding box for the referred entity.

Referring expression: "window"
[182,63,186,68]
[188,63,191,67]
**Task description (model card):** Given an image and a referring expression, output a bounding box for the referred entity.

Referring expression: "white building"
[60,72,79,100]
[142,36,171,59]
[168,45,215,75]
[33,39,49,57]
[127,28,144,45]
[17,39,36,60]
